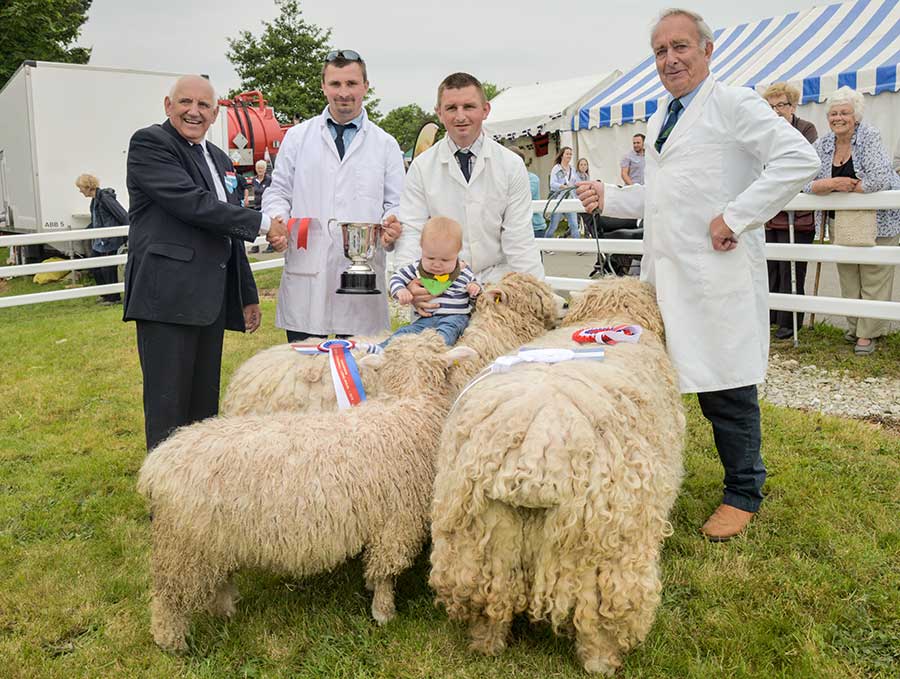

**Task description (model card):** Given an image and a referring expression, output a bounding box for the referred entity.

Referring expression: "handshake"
[265,216,289,253]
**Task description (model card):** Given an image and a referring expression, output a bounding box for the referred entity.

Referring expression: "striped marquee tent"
[575,0,900,131]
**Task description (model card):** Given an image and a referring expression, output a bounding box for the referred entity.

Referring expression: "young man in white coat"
[577,9,820,541]
[385,72,544,316]
[262,50,405,341]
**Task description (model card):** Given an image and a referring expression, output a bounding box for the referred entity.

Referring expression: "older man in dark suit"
[124,75,287,451]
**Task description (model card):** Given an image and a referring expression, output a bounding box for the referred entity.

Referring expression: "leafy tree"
[227,0,380,123]
[0,0,92,86]
[483,81,505,101]
[379,104,439,152]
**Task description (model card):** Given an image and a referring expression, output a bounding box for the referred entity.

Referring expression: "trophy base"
[336,271,381,295]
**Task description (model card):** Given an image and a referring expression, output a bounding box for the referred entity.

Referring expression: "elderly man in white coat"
[577,8,819,541]
[386,72,543,315]
[263,50,405,341]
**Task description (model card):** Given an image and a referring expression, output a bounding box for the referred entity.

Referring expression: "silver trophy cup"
[327,220,383,295]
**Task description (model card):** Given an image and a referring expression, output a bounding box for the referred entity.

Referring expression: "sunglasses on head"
[325,50,362,63]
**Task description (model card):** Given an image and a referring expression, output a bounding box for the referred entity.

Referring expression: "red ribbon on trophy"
[286,217,311,249]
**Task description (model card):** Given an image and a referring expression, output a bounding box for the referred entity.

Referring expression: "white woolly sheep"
[221,272,560,416]
[429,276,685,676]
[137,331,476,652]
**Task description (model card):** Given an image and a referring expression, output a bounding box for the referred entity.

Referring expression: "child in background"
[385,217,481,346]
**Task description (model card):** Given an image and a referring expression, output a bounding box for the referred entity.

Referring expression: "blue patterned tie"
[455,150,473,182]
[655,98,684,153]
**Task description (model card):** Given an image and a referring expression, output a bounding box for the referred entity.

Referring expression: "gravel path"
[761,354,900,426]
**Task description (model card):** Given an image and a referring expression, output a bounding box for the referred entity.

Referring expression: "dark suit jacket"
[123,120,261,330]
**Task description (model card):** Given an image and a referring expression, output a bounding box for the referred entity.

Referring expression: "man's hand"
[243,303,261,333]
[467,281,482,297]
[709,214,738,251]
[382,215,402,248]
[576,180,605,214]
[407,279,438,317]
[395,288,413,305]
[267,216,288,252]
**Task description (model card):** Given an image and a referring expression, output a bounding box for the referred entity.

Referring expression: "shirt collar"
[447,132,484,156]
[668,77,706,113]
[324,107,365,129]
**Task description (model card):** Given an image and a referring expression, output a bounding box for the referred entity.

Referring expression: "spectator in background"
[762,82,818,340]
[574,158,592,236]
[620,133,646,185]
[75,173,128,305]
[547,146,580,238]
[805,86,900,356]
[511,147,545,238]
[249,159,272,252]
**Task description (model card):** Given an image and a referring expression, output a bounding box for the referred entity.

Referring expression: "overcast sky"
[80,0,834,114]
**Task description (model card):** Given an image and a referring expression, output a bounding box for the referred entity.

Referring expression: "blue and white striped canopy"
[575,0,900,130]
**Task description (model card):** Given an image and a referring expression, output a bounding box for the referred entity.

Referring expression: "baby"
[385,216,481,346]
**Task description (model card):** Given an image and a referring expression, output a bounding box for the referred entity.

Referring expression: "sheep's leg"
[363,509,429,624]
[367,576,396,625]
[150,594,191,653]
[468,612,511,656]
[206,576,239,618]
[574,546,662,675]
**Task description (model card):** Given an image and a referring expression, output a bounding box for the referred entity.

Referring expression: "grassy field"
[1,262,898,678]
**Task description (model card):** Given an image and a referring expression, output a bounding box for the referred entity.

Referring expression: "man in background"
[620,133,646,185]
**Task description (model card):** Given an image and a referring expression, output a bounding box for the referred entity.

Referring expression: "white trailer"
[0,61,225,263]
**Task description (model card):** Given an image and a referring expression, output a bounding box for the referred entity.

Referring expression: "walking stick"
[809,216,827,327]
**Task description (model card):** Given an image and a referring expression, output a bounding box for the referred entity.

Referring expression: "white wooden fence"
[2,193,900,329]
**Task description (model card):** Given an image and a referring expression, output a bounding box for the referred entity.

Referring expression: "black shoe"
[774,327,793,340]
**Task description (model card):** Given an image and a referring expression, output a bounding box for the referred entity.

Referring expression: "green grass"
[1,257,898,678]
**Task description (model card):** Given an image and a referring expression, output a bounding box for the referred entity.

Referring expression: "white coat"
[603,78,819,393]
[263,109,405,335]
[394,135,544,283]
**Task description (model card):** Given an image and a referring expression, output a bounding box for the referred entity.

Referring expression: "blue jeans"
[382,313,470,347]
[545,212,580,238]
[697,385,766,513]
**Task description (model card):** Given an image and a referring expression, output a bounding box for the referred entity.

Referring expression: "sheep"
[137,331,476,653]
[221,272,561,416]
[429,276,685,676]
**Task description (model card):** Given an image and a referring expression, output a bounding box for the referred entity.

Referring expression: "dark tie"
[655,98,684,153]
[329,120,356,160]
[189,143,217,190]
[455,150,473,182]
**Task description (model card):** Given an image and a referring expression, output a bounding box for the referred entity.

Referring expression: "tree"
[483,81,505,101]
[0,0,92,86]
[227,0,380,124]
[379,104,439,152]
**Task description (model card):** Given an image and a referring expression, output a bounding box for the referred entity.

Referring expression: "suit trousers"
[697,385,766,513]
[136,298,226,451]
[765,228,814,329]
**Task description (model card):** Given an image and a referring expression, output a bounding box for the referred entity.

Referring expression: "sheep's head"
[474,272,560,331]
[358,331,477,400]
[563,276,665,337]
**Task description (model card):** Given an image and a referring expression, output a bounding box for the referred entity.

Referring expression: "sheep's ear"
[358,353,386,370]
[486,289,508,305]
[443,345,477,366]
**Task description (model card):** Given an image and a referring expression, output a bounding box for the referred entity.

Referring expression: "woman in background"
[75,173,128,305]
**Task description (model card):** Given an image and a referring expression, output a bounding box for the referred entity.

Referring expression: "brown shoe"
[700,504,755,542]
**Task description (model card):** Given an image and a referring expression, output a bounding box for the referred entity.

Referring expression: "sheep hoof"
[468,619,508,656]
[371,600,396,625]
[206,581,239,618]
[152,628,189,654]
[580,651,620,676]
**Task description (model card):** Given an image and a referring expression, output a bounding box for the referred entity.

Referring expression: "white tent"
[574,0,900,183]
[483,71,619,196]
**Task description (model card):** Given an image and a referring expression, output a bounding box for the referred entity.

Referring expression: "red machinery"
[218,90,290,170]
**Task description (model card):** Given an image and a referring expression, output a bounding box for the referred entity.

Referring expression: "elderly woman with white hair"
[805,86,900,355]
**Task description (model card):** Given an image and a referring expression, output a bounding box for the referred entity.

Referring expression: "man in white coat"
[263,50,405,341]
[387,72,544,315]
[577,9,819,541]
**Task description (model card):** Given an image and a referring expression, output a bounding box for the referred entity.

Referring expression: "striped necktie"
[655,98,684,153]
